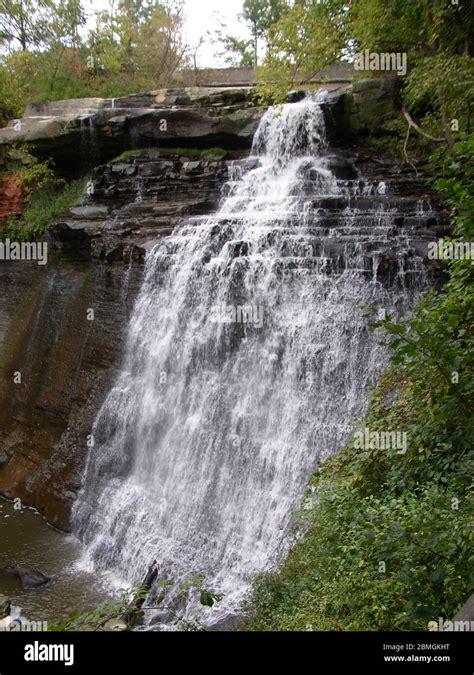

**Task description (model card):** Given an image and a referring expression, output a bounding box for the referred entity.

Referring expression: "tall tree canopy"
[258,0,474,148]
[216,0,289,67]
[0,0,188,121]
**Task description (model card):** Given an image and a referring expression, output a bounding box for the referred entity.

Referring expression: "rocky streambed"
[0,498,112,625]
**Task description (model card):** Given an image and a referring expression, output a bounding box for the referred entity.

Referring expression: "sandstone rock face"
[0,88,263,172]
[0,145,238,529]
[48,148,233,266]
[0,258,143,529]
[322,77,400,143]
[0,174,24,224]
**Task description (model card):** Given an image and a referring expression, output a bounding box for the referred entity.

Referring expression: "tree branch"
[402,108,445,143]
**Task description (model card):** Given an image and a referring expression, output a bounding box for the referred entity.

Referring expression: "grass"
[5,178,85,240]
[112,146,228,162]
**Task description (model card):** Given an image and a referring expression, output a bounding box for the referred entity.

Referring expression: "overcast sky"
[84,0,247,67]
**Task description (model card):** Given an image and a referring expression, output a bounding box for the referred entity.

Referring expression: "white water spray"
[73,94,429,625]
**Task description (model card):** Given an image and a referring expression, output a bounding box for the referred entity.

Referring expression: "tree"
[258,0,348,101]
[215,24,255,67]
[215,0,289,67]
[0,0,84,50]
[258,0,474,149]
[0,0,51,49]
[86,0,187,90]
[241,0,288,65]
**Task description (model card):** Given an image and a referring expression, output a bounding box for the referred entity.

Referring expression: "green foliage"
[14,155,57,190]
[257,0,474,141]
[0,0,85,51]
[404,54,474,140]
[246,136,474,632]
[432,133,474,239]
[0,0,187,122]
[5,169,85,240]
[257,0,349,103]
[112,147,228,162]
[215,33,255,68]
[215,0,288,68]
[49,584,149,631]
[178,572,224,608]
[22,178,84,236]
[0,145,84,239]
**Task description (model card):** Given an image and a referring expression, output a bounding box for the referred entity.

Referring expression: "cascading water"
[73,93,430,625]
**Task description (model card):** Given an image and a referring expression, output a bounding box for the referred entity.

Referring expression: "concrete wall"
[175,64,354,87]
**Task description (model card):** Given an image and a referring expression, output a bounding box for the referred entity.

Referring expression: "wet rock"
[286,89,306,103]
[103,618,128,632]
[230,241,249,257]
[150,610,169,625]
[111,163,131,174]
[183,161,202,174]
[3,567,51,589]
[207,613,244,631]
[0,594,11,619]
[139,162,163,176]
[240,157,260,171]
[321,156,358,180]
[68,205,109,219]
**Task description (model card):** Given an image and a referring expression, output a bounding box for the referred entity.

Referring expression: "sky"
[84,0,248,68]
[184,0,247,66]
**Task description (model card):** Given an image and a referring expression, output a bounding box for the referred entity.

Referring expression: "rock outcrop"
[0,174,24,224]
[0,258,143,528]
[0,594,10,619]
[0,87,263,173]
[322,77,401,144]
[2,567,50,589]
[49,148,233,264]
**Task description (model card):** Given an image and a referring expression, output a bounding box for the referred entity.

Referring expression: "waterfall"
[73,93,429,625]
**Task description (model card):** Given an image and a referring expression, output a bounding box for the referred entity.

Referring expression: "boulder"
[207,612,244,631]
[68,205,109,219]
[0,594,11,619]
[2,567,50,589]
[452,594,474,624]
[322,77,400,143]
[183,161,202,174]
[103,618,128,632]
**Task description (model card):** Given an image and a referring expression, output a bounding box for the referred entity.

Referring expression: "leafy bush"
[112,147,229,162]
[5,170,85,241]
[23,179,85,236]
